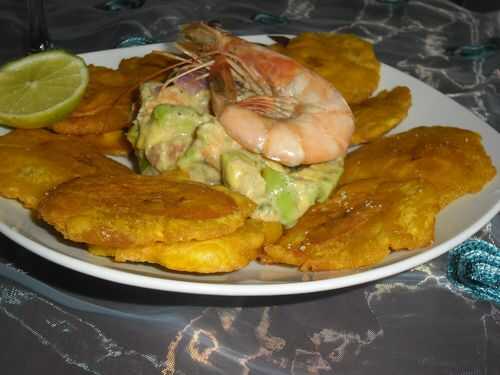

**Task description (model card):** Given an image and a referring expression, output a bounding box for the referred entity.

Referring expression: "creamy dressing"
[129,80,344,226]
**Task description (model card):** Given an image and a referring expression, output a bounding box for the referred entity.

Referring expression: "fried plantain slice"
[0,129,132,209]
[52,99,133,135]
[341,126,496,208]
[118,52,177,84]
[89,219,267,274]
[51,65,133,135]
[247,219,283,246]
[351,86,412,144]
[38,174,256,248]
[51,53,178,136]
[263,178,440,271]
[71,65,131,116]
[0,127,55,147]
[72,130,132,156]
[271,32,380,104]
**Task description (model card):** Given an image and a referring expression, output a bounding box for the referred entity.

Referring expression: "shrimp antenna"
[74,58,186,117]
[162,60,214,89]
[223,52,273,96]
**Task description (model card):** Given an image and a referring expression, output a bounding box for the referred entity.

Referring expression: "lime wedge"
[0,50,89,128]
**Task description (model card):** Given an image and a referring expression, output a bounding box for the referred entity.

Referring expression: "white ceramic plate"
[1,36,500,296]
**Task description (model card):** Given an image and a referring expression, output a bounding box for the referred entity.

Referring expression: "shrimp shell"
[180,23,355,167]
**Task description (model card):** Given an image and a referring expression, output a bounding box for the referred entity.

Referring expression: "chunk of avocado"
[131,104,208,173]
[222,150,266,199]
[262,166,299,227]
[292,159,344,203]
[221,150,344,227]
[178,120,242,184]
[222,148,299,225]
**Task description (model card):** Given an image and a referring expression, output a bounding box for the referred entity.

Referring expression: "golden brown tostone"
[341,126,497,208]
[351,86,412,144]
[0,129,131,209]
[263,178,440,271]
[271,32,381,104]
[38,174,255,248]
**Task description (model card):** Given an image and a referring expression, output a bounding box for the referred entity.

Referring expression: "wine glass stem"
[27,0,52,52]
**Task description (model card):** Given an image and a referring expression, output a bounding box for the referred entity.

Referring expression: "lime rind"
[0,50,89,128]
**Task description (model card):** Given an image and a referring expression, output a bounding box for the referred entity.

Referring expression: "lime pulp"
[0,50,89,128]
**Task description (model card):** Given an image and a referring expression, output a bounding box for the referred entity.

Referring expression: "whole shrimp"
[171,22,355,167]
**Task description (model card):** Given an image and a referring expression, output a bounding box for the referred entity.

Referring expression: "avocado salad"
[128,81,344,227]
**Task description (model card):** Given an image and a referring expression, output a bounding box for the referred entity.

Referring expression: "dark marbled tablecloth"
[1,0,499,374]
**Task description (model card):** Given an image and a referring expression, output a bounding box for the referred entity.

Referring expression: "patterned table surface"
[1,0,499,374]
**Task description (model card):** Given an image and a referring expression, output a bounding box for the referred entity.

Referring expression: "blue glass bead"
[446,39,498,60]
[448,239,500,304]
[116,35,155,48]
[252,13,289,25]
[376,0,408,7]
[95,0,146,12]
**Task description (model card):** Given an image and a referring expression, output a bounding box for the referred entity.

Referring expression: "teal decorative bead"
[95,0,146,11]
[252,13,289,25]
[117,36,155,48]
[447,39,499,60]
[376,0,408,7]
[448,239,500,304]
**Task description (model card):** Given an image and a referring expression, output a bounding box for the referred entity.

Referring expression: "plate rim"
[2,198,499,296]
[1,36,499,296]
